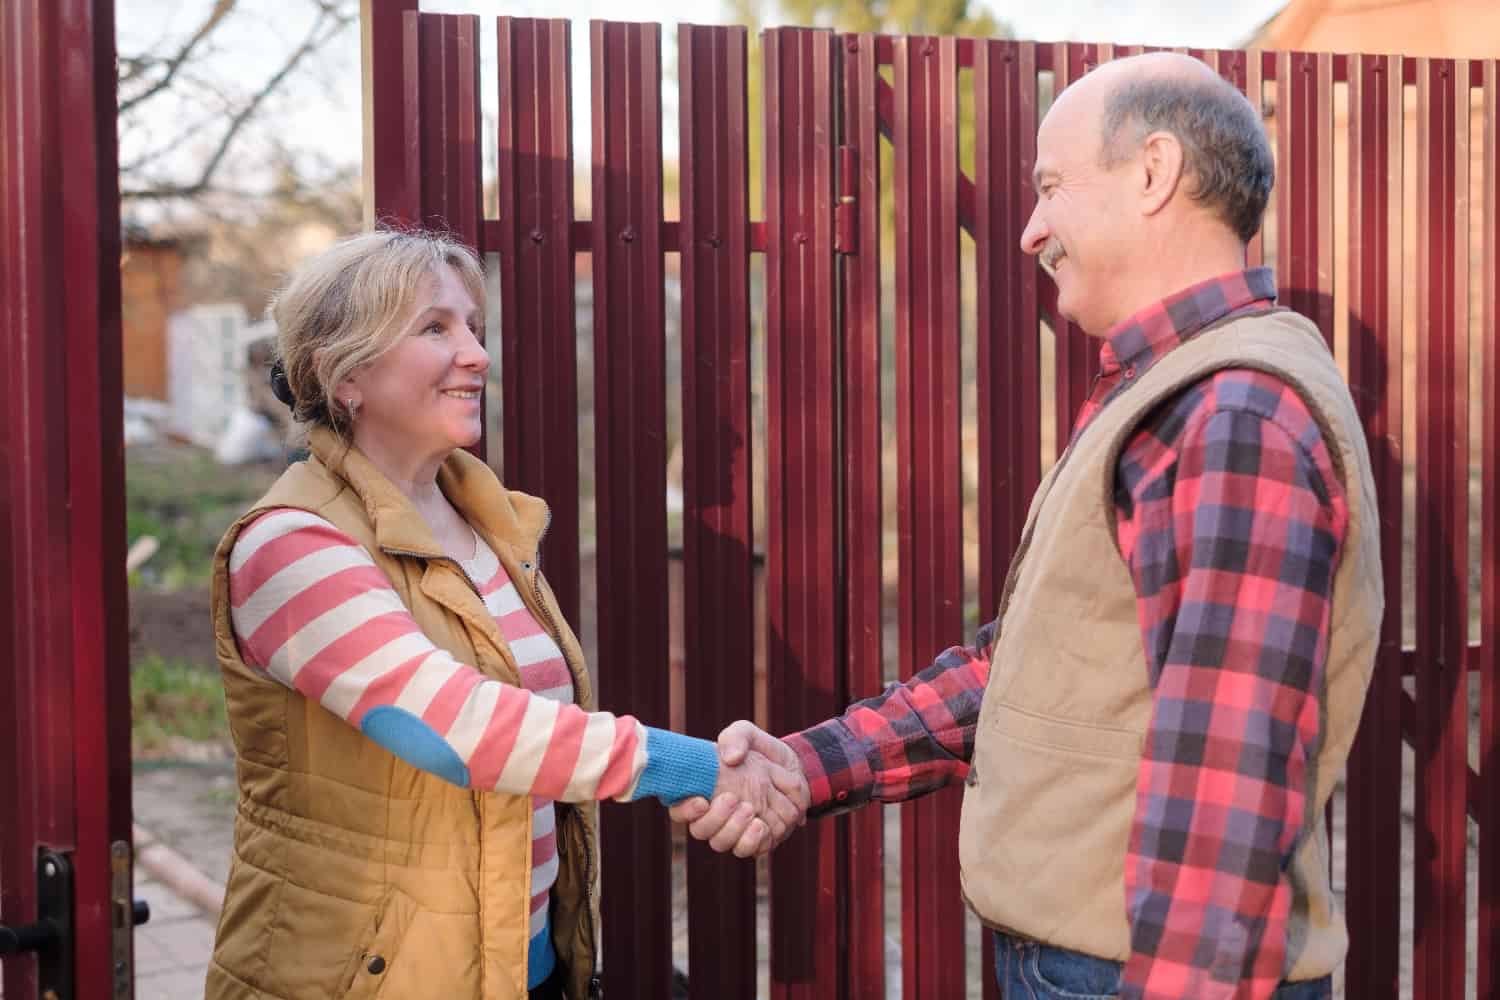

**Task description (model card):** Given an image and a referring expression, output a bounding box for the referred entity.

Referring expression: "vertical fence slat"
[975,36,1040,743]
[763,26,842,1000]
[1243,50,1266,268]
[1480,56,1500,1000]
[495,17,581,626]
[1342,51,1404,1000]
[1276,50,1335,342]
[975,39,1039,1000]
[408,13,484,456]
[1048,42,1095,446]
[839,29,887,1000]
[892,33,966,1000]
[1412,56,1471,1000]
[678,22,756,998]
[410,14,483,243]
[590,19,671,996]
[363,0,418,223]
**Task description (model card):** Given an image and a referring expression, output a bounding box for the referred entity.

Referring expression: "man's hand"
[669,721,810,858]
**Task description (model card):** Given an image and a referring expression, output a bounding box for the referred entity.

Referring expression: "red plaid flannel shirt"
[783,269,1348,999]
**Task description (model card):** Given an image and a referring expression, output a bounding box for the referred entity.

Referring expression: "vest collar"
[306,427,550,564]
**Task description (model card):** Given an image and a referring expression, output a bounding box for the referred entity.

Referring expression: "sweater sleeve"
[227,508,717,805]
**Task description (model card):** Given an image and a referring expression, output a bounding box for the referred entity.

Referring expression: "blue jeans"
[993,931,1332,999]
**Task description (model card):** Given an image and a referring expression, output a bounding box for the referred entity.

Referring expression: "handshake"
[669,721,810,859]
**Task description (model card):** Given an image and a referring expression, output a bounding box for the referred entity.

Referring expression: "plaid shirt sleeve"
[1116,371,1348,999]
[783,620,993,816]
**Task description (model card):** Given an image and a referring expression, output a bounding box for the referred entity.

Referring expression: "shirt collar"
[1098,267,1278,376]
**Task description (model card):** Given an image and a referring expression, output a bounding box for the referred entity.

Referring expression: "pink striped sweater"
[227,508,718,988]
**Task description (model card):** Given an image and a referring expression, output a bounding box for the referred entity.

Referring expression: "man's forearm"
[787,621,993,815]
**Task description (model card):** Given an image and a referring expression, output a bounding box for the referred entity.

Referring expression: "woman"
[207,230,799,1000]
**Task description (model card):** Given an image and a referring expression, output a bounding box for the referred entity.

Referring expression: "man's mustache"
[1040,239,1065,275]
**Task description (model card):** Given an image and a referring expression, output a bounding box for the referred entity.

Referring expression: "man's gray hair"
[1098,72,1274,243]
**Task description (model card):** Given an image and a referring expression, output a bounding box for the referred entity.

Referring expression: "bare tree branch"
[120,2,357,203]
[119,0,239,113]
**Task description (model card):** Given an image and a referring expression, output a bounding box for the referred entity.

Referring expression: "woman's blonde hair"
[269,228,485,434]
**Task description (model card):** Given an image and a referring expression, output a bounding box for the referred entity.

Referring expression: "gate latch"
[0,848,76,998]
[0,843,150,999]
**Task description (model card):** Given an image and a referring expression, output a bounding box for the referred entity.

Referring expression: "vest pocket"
[338,885,419,999]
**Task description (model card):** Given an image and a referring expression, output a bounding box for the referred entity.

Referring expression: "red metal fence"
[364,7,1498,997]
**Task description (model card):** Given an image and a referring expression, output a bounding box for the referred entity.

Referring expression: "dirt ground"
[131,586,217,669]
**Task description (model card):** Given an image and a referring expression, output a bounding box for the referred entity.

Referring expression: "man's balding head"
[1021,52,1272,335]
[1088,53,1273,243]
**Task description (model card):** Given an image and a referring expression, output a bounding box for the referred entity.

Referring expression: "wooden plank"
[762,26,842,1000]
[589,19,672,996]
[1341,52,1404,1000]
[677,22,757,998]
[839,29,887,1000]
[891,32,966,1000]
[495,17,581,626]
[1411,56,1470,1000]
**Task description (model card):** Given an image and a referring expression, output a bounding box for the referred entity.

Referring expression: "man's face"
[1019,86,1139,337]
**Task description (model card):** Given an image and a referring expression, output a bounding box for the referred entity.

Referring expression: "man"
[672,52,1383,999]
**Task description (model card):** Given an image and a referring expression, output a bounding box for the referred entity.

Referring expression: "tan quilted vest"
[206,428,599,1000]
[959,309,1383,981]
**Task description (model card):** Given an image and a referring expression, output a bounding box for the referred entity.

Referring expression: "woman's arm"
[228,508,717,805]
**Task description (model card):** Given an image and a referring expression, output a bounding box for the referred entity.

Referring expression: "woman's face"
[341,263,487,461]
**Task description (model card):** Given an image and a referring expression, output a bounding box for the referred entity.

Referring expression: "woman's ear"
[1139,130,1185,217]
[333,372,362,413]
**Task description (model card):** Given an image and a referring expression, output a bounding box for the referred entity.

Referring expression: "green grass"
[126,444,281,590]
[130,654,229,755]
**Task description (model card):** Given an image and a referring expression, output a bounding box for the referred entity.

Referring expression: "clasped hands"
[670,721,809,858]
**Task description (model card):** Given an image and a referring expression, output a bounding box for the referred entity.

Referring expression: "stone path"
[129,761,236,1000]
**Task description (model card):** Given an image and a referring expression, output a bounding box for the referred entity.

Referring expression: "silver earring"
[345,398,360,419]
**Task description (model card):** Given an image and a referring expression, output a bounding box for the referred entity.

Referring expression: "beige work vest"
[959,309,1383,982]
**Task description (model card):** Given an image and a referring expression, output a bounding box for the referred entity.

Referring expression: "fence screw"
[530,229,545,244]
[620,226,636,244]
[846,37,858,52]
[794,232,807,245]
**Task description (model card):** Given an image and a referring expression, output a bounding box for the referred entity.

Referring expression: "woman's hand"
[669,721,810,858]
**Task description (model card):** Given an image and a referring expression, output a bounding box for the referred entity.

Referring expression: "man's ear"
[1139,130,1185,217]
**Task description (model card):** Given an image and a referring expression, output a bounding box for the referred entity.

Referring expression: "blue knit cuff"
[632,728,720,805]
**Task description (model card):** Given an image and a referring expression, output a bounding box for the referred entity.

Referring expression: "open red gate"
[2,1,140,998]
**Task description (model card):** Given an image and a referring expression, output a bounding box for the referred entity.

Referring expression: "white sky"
[116,0,1288,213]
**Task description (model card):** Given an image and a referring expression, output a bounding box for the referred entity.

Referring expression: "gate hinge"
[835,144,858,254]
[111,840,150,998]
